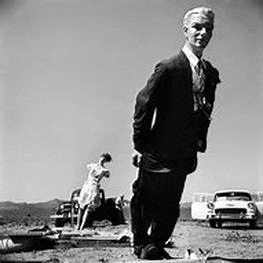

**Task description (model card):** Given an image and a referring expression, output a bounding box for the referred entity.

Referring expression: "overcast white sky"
[1,0,263,203]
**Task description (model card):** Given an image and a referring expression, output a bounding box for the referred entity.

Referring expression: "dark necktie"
[193,60,205,111]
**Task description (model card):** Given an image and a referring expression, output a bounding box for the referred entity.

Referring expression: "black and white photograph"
[0,0,263,262]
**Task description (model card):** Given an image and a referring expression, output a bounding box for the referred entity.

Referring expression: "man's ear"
[182,25,188,35]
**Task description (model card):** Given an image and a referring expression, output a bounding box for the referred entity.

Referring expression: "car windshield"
[214,192,252,201]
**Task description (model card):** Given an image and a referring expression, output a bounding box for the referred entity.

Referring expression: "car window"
[214,192,252,201]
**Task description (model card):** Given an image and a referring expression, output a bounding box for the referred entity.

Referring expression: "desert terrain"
[0,201,263,263]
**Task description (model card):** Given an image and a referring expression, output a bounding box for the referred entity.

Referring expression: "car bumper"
[50,214,77,219]
[208,214,257,221]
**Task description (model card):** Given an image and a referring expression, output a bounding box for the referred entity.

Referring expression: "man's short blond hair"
[183,7,215,28]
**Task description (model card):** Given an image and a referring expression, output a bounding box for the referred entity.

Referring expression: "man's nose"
[200,27,209,35]
[200,27,207,35]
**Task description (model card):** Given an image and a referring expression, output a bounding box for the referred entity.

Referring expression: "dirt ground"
[1,220,263,263]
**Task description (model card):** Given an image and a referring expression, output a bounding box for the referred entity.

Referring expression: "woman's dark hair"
[100,153,112,162]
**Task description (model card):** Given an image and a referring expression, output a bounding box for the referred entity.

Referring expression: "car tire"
[249,220,256,229]
[217,221,222,228]
[55,219,65,227]
[209,220,216,228]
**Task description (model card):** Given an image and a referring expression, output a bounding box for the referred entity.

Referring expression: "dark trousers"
[130,168,187,249]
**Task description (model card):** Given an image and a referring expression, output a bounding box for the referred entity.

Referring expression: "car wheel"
[217,221,222,228]
[55,219,65,227]
[209,220,216,228]
[249,220,256,229]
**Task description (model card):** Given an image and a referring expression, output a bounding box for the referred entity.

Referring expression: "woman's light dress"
[78,163,109,210]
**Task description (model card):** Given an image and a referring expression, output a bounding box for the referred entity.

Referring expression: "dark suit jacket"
[133,50,220,171]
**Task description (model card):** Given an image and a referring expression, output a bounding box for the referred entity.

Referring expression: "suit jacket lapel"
[178,50,192,75]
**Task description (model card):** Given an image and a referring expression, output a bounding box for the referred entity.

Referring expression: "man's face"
[183,14,214,53]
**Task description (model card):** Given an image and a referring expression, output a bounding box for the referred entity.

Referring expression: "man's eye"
[193,24,213,32]
[193,24,202,30]
[206,25,214,32]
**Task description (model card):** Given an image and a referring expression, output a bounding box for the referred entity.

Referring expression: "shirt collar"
[182,45,201,69]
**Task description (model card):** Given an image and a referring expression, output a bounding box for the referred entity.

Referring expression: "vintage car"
[50,188,81,227]
[50,188,126,227]
[207,190,259,228]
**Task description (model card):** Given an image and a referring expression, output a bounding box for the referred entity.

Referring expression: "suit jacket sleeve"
[133,62,167,153]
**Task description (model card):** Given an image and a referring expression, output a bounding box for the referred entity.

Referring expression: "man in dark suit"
[130,7,220,260]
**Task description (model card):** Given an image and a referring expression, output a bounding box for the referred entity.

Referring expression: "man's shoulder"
[203,59,219,72]
[203,59,220,83]
[156,50,188,70]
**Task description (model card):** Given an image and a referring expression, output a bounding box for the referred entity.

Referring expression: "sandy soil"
[1,220,263,262]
